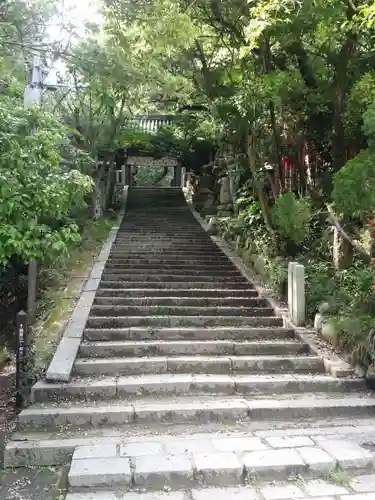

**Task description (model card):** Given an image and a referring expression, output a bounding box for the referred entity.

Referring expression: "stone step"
[83,326,296,341]
[100,274,249,283]
[79,339,309,358]
[98,281,254,289]
[95,288,258,298]
[109,250,227,256]
[105,261,234,268]
[85,316,283,329]
[89,305,275,317]
[65,434,375,491]
[106,257,233,264]
[103,267,242,276]
[73,354,324,377]
[64,474,375,500]
[93,297,268,307]
[22,392,371,429]
[6,419,375,468]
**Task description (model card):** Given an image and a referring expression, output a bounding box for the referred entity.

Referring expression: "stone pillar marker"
[292,264,305,326]
[288,262,297,320]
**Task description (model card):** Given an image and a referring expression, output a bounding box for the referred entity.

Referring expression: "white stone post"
[292,264,305,326]
[288,262,297,320]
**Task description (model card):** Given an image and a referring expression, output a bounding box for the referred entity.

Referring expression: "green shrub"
[272,193,312,245]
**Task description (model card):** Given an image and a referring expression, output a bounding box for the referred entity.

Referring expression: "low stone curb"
[45,187,128,383]
[189,207,354,380]
[67,434,374,491]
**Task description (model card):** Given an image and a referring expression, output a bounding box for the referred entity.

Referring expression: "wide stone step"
[105,261,234,268]
[23,391,371,428]
[85,315,283,328]
[65,434,375,490]
[100,274,249,283]
[83,326,296,341]
[95,288,258,298]
[89,305,275,317]
[73,354,324,377]
[6,421,375,468]
[79,339,309,358]
[98,281,254,290]
[106,257,233,264]
[93,297,268,307]
[103,267,242,276]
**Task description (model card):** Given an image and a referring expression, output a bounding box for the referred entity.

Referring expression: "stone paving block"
[133,453,194,488]
[69,456,132,488]
[350,475,375,493]
[304,479,350,496]
[73,443,117,460]
[164,438,214,455]
[46,337,81,382]
[168,356,231,373]
[120,441,164,457]
[261,484,305,500]
[212,436,267,453]
[76,291,96,308]
[191,486,258,500]
[66,493,120,500]
[297,446,336,472]
[339,495,375,500]
[118,374,194,396]
[193,374,235,393]
[194,452,244,486]
[243,448,305,479]
[84,277,101,292]
[265,436,315,449]
[120,493,187,500]
[316,439,374,469]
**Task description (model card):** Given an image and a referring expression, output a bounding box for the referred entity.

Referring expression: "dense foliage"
[3,0,375,365]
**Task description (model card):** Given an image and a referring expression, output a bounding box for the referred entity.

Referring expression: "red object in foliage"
[282,157,293,169]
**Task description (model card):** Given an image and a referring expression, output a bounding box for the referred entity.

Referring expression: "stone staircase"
[5,187,375,497]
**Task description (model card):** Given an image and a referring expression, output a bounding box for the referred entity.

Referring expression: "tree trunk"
[247,133,276,241]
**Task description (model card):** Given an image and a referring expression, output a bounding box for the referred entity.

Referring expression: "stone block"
[84,278,101,292]
[305,479,349,496]
[90,262,105,279]
[66,493,119,500]
[167,356,231,373]
[243,448,305,479]
[265,436,314,449]
[194,452,244,486]
[73,444,117,460]
[120,494,186,500]
[193,374,235,393]
[120,441,164,457]
[339,496,375,500]
[316,439,374,469]
[46,337,81,382]
[261,484,304,500]
[117,374,194,396]
[297,446,336,472]
[133,454,194,488]
[191,487,258,500]
[76,291,96,308]
[164,438,214,455]
[350,475,375,493]
[212,437,267,453]
[69,456,132,488]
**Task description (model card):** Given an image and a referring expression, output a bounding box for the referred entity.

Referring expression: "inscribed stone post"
[292,264,305,326]
[288,262,297,320]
